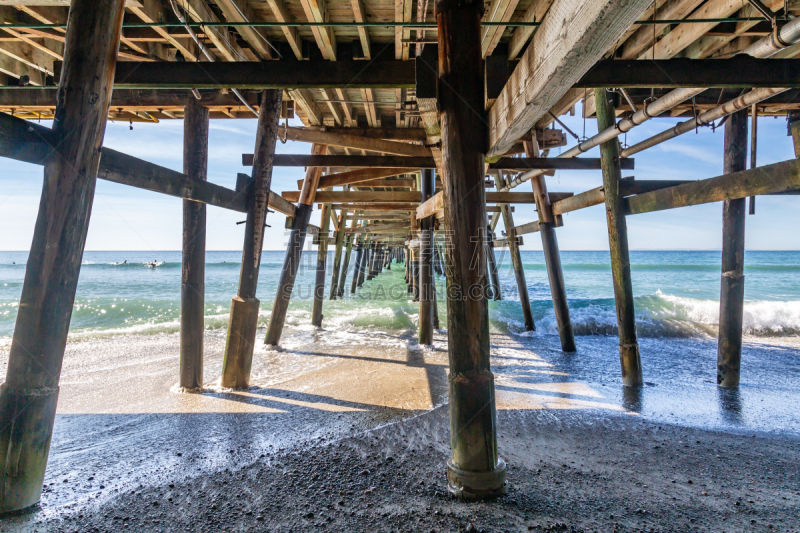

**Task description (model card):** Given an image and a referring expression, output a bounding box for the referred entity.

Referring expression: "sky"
[0,103,798,252]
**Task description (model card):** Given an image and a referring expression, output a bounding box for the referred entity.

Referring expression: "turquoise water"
[0,250,799,341]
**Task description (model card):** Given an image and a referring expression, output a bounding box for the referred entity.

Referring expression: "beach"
[0,250,799,531]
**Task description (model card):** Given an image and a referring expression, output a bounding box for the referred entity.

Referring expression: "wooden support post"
[529,143,576,353]
[180,100,209,390]
[357,238,371,287]
[337,220,357,297]
[540,223,576,352]
[419,168,435,346]
[486,225,501,301]
[438,0,505,500]
[0,0,125,513]
[312,203,332,327]
[329,209,348,299]
[367,242,380,279]
[222,90,282,385]
[410,245,419,301]
[595,88,642,388]
[350,234,365,293]
[717,109,748,388]
[501,204,535,331]
[265,144,326,347]
[749,104,757,215]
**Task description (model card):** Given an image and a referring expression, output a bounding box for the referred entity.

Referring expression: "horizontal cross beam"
[625,158,800,215]
[246,154,436,168]
[489,157,634,170]
[54,60,417,89]
[415,190,573,219]
[250,154,631,170]
[0,113,253,213]
[575,58,800,89]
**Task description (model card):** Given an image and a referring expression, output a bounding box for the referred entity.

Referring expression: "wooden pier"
[2,0,800,512]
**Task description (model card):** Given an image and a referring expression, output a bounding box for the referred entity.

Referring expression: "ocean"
[1,250,799,343]
[1,249,799,512]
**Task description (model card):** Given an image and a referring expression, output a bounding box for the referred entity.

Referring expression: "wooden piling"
[264,144,326,347]
[329,210,348,299]
[595,88,643,387]
[410,245,420,301]
[438,0,505,499]
[0,0,126,513]
[222,90,282,385]
[312,202,332,327]
[359,239,371,287]
[337,220,357,297]
[486,225,502,300]
[419,169,435,345]
[529,148,576,353]
[350,235,365,294]
[717,109,748,388]
[180,100,209,390]
[500,204,535,331]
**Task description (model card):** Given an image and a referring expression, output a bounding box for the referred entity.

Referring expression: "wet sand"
[1,328,799,531]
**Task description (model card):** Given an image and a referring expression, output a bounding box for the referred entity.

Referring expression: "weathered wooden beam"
[54,60,417,89]
[492,235,524,247]
[625,159,800,215]
[265,191,294,217]
[551,179,696,215]
[481,0,521,57]
[489,156,634,170]
[617,0,702,60]
[176,0,249,62]
[575,58,800,89]
[300,0,336,60]
[416,190,567,219]
[635,0,778,61]
[211,0,273,60]
[332,203,416,211]
[345,222,409,234]
[508,0,555,59]
[128,0,198,61]
[264,0,302,59]
[0,110,250,211]
[286,190,416,203]
[221,90,282,389]
[180,100,208,391]
[317,169,416,188]
[350,0,371,59]
[252,154,435,168]
[0,0,125,514]
[514,220,540,235]
[487,0,651,158]
[320,126,428,141]
[344,178,415,189]
[269,126,431,157]
[0,88,257,108]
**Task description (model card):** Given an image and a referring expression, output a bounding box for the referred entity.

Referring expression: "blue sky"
[0,104,798,251]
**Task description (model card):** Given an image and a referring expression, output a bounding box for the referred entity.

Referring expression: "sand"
[1,329,799,532]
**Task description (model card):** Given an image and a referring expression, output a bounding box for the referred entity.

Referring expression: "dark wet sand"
[5,407,799,533]
[2,330,800,532]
